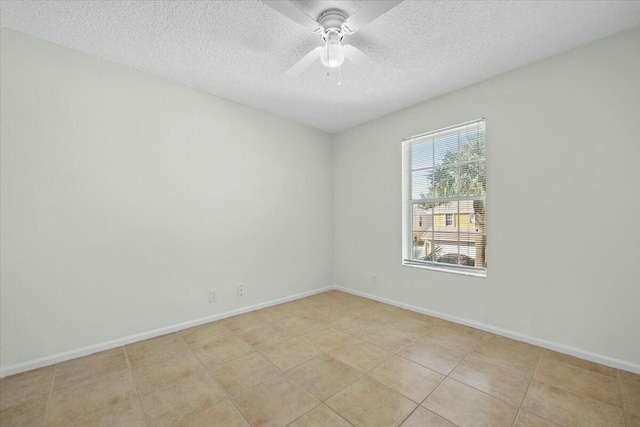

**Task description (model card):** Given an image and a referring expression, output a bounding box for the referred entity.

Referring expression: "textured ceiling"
[1,1,639,133]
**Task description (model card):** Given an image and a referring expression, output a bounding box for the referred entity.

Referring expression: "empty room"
[1,1,639,426]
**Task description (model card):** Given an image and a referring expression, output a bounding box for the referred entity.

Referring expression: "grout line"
[179,332,256,427]
[274,318,364,425]
[123,346,151,427]
[396,405,421,427]
[412,332,495,426]
[283,353,365,402]
[274,302,374,424]
[282,405,317,427]
[187,305,366,425]
[448,329,487,372]
[617,369,628,427]
[511,352,543,427]
[422,328,488,399]
[42,367,58,426]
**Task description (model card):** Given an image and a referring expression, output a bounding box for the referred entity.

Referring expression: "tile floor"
[1,290,639,427]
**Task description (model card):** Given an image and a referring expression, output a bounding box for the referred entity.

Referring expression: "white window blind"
[402,119,486,276]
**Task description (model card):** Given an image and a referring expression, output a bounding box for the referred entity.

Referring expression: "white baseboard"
[334,285,640,375]
[4,284,638,377]
[0,286,333,378]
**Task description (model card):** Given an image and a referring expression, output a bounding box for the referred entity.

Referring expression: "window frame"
[445,213,454,227]
[401,119,487,278]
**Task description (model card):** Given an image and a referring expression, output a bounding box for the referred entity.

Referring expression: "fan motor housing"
[318,9,346,37]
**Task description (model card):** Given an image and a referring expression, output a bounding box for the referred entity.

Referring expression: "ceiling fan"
[262,0,403,76]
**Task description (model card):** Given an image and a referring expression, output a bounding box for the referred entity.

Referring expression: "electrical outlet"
[209,289,217,303]
[371,275,378,286]
[237,284,245,297]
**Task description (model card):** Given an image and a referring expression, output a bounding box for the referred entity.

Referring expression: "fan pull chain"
[338,66,341,85]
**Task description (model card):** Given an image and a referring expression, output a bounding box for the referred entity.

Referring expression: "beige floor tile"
[330,316,377,335]
[302,303,340,327]
[333,305,363,316]
[236,323,291,348]
[53,348,129,391]
[379,305,413,317]
[400,407,455,427]
[255,305,298,324]
[450,356,533,406]
[208,352,281,397]
[296,294,328,306]
[356,308,399,325]
[288,404,351,427]
[398,339,466,375]
[46,370,139,427]
[355,325,412,353]
[621,370,640,385]
[423,378,518,427]
[342,307,372,320]
[287,354,361,400]
[465,334,541,378]
[369,356,444,403]
[534,358,622,407]
[326,376,417,427]
[299,327,352,352]
[220,311,268,333]
[192,335,253,367]
[234,374,320,427]
[179,322,234,348]
[258,337,321,371]
[521,381,625,426]
[125,333,191,367]
[417,323,485,353]
[177,399,249,427]
[323,294,358,305]
[55,399,147,427]
[513,409,560,426]
[438,320,484,335]
[0,397,46,427]
[386,316,437,337]
[272,313,325,335]
[403,311,444,325]
[300,307,345,323]
[622,379,640,416]
[626,411,640,427]
[341,299,377,312]
[140,371,227,427]
[542,350,618,378]
[285,298,319,313]
[132,354,207,394]
[327,337,390,373]
[0,366,53,410]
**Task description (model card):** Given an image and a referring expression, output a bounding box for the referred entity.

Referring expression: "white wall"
[0,29,333,371]
[333,28,640,370]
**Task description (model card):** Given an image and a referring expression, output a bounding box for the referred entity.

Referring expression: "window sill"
[402,260,486,278]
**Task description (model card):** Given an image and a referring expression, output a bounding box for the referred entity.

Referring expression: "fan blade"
[262,1,322,32]
[344,45,383,73]
[342,0,403,34]
[285,47,322,76]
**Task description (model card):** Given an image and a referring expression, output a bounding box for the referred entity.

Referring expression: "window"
[445,213,454,226]
[402,119,486,276]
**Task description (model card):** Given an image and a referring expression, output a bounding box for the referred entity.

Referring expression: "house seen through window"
[402,119,486,275]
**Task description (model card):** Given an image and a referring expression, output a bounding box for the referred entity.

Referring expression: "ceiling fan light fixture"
[320,42,345,68]
[265,1,401,76]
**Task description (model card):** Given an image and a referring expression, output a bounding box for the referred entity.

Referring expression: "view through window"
[402,119,486,274]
